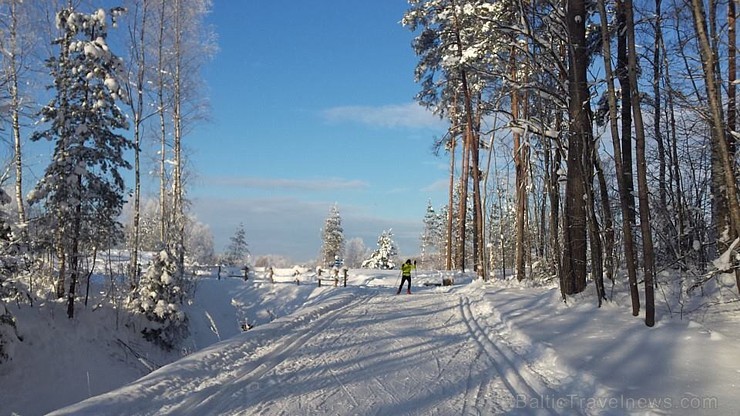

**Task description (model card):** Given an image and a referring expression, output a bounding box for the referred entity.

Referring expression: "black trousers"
[398,275,411,291]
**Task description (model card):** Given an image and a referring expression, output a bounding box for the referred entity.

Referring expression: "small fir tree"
[320,204,345,266]
[129,247,188,350]
[421,201,445,269]
[225,223,249,266]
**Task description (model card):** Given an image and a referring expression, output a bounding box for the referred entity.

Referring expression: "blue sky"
[187,1,450,263]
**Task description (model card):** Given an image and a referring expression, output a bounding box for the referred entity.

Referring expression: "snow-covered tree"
[362,229,398,270]
[0,0,40,232]
[224,223,249,266]
[319,204,345,267]
[28,7,131,319]
[420,201,445,269]
[0,188,23,364]
[129,247,188,350]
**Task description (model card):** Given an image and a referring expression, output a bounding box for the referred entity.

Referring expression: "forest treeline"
[407,0,740,326]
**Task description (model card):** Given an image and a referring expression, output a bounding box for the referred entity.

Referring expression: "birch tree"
[0,0,38,231]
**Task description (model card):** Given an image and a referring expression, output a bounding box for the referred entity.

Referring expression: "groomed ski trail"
[51,289,597,415]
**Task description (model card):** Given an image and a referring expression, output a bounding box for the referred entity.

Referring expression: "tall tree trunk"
[597,0,641,315]
[473,106,486,279]
[584,126,605,305]
[626,0,656,326]
[457,122,471,272]
[730,0,738,151]
[7,0,26,229]
[470,107,483,278]
[691,0,740,285]
[586,142,607,306]
[595,156,615,289]
[157,0,168,244]
[512,48,527,282]
[128,0,150,290]
[482,116,500,280]
[726,0,740,293]
[55,224,66,299]
[617,0,637,231]
[562,0,590,295]
[173,0,186,270]
[654,0,667,211]
[449,2,479,274]
[447,134,456,271]
[67,175,83,319]
[546,116,562,288]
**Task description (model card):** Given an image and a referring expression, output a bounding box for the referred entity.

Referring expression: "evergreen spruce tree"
[225,223,249,266]
[421,201,444,269]
[28,7,131,318]
[362,229,398,269]
[0,188,23,364]
[320,204,345,266]
[129,247,188,350]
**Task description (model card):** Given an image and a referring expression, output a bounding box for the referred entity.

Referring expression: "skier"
[397,259,416,294]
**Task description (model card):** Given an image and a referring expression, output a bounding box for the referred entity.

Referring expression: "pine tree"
[320,204,345,267]
[28,7,131,319]
[362,229,398,270]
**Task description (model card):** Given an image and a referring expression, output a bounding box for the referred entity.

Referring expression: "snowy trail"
[50,287,591,415]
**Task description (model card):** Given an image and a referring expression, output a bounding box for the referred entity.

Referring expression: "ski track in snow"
[50,287,614,415]
[460,295,562,416]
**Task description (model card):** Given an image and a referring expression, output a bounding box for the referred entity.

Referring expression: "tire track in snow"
[460,295,570,416]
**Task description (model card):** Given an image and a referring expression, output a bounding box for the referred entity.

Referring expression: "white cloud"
[203,176,369,191]
[321,102,447,130]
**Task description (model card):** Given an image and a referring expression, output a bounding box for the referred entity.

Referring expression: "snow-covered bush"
[129,248,188,350]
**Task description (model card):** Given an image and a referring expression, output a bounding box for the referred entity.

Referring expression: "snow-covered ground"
[2,267,738,415]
